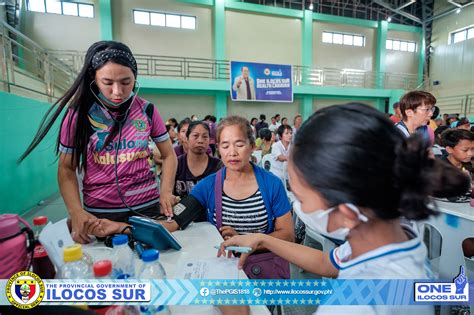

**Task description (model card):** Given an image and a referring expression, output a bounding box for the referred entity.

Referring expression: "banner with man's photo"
[230,61,293,102]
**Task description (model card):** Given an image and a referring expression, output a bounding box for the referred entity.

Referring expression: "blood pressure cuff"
[173,195,206,230]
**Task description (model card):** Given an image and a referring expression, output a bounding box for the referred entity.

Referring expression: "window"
[27,0,94,18]
[150,13,166,26]
[392,40,400,50]
[166,14,181,28]
[78,3,94,18]
[134,10,150,25]
[322,31,365,47]
[133,9,196,30]
[353,36,364,47]
[386,39,417,53]
[181,16,196,30]
[322,32,332,43]
[27,0,45,12]
[468,28,474,40]
[45,0,61,14]
[450,25,474,44]
[62,2,78,16]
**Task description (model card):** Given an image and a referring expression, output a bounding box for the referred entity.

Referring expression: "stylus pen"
[214,245,252,253]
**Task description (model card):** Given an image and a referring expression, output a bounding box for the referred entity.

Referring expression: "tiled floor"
[22,192,68,226]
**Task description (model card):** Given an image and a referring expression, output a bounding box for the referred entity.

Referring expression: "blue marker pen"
[214,245,252,253]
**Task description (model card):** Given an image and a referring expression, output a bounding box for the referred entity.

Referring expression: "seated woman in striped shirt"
[181,116,294,241]
[190,116,294,242]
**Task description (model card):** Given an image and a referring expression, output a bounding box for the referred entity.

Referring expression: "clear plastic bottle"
[89,260,141,315]
[111,234,135,279]
[58,244,91,279]
[139,250,170,315]
[93,260,113,279]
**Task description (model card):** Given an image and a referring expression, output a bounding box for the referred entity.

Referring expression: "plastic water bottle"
[111,234,135,279]
[139,250,170,315]
[58,244,91,279]
[93,260,113,279]
[89,260,140,315]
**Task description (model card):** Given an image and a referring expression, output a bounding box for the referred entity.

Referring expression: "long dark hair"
[292,103,470,221]
[18,41,137,170]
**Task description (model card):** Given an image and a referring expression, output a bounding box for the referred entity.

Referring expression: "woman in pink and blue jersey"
[20,41,178,243]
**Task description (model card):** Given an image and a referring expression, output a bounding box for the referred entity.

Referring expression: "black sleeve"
[173,195,207,230]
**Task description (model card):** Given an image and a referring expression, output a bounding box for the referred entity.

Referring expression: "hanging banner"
[230,61,293,102]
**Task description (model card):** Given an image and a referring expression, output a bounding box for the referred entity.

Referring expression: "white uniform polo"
[315,225,434,315]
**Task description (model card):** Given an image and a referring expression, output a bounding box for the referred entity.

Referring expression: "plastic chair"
[252,150,262,166]
[261,154,273,172]
[417,222,442,278]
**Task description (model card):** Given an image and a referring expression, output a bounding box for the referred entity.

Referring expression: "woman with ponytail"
[19,41,178,243]
[219,103,469,314]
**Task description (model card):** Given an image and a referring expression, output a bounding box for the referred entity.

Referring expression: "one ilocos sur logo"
[414,266,469,303]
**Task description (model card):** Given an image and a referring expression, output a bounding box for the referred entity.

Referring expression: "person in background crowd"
[174,121,222,199]
[167,118,178,131]
[174,118,192,157]
[448,114,459,128]
[456,118,471,131]
[257,128,274,158]
[441,129,474,177]
[275,114,281,126]
[174,118,212,157]
[433,126,449,158]
[428,106,440,131]
[250,117,258,139]
[435,118,443,128]
[442,113,449,126]
[396,91,436,144]
[281,117,289,126]
[389,102,401,124]
[440,129,474,261]
[271,125,292,183]
[219,103,469,315]
[204,115,218,156]
[292,114,302,140]
[269,116,279,133]
[166,124,178,145]
[255,114,269,134]
[191,114,199,121]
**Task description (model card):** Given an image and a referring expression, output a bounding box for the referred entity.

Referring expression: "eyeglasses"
[417,107,435,114]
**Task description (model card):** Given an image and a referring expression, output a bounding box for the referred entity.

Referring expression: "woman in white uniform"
[219,103,469,315]
[270,124,292,183]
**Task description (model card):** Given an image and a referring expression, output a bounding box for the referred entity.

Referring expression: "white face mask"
[293,200,368,241]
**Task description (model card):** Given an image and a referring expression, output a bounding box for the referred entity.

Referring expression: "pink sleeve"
[150,105,169,143]
[59,109,77,154]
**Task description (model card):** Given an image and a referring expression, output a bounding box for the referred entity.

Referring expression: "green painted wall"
[99,0,114,40]
[0,92,59,215]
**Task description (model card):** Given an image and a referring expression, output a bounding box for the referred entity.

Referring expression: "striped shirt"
[213,190,268,234]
